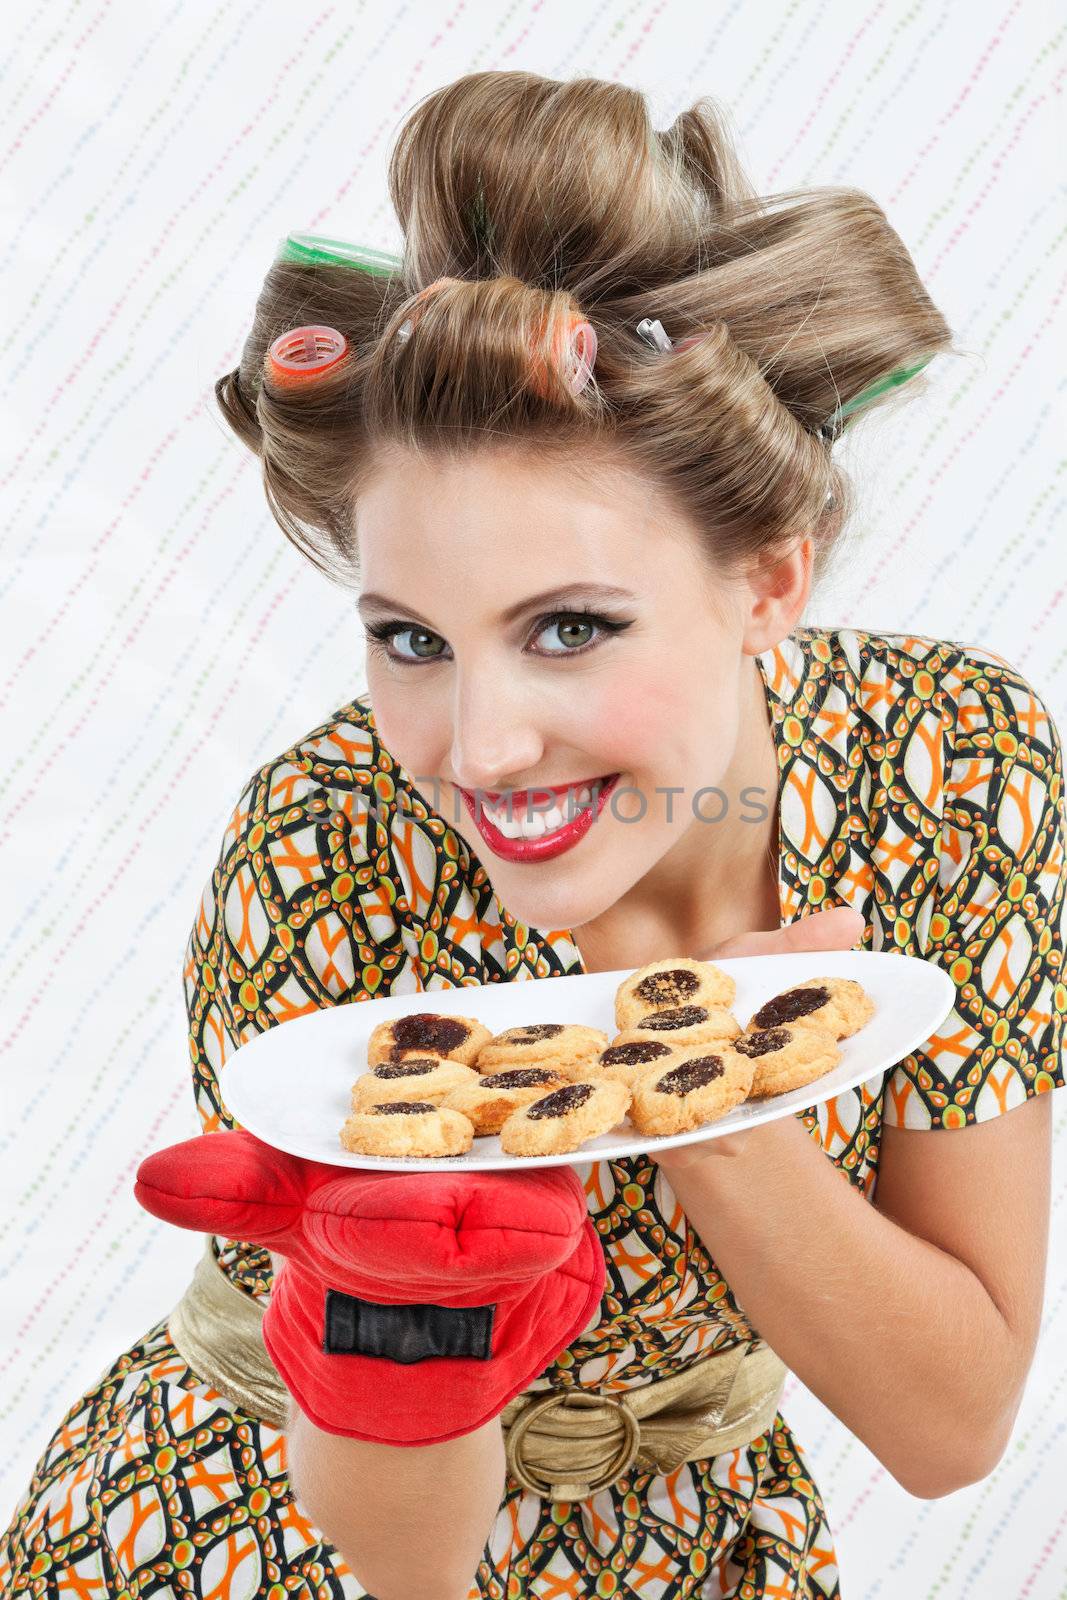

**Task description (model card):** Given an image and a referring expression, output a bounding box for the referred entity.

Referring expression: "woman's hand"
[655,903,866,1172]
[701,903,866,963]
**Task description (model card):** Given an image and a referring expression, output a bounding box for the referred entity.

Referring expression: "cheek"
[584,683,658,754]
[362,671,439,779]
[576,678,709,768]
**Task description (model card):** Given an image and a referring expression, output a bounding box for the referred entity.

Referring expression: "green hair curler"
[274,232,403,275]
[819,356,934,441]
[242,233,402,397]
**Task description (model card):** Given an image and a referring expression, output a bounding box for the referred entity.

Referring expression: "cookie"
[499,1079,631,1157]
[745,977,874,1041]
[628,1047,755,1138]
[474,1023,610,1080]
[614,958,736,1030]
[733,1025,841,1099]
[442,1067,572,1135]
[350,1056,480,1109]
[366,1011,493,1067]
[613,1004,741,1053]
[588,1039,678,1092]
[339,1101,475,1158]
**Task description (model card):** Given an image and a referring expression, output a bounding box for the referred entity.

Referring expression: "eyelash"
[363,609,634,666]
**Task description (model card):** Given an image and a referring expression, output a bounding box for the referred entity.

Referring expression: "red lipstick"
[458,774,621,863]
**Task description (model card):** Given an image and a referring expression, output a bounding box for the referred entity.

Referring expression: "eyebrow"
[356,582,638,627]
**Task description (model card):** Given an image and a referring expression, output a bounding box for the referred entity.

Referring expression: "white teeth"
[477,783,598,840]
[491,808,550,840]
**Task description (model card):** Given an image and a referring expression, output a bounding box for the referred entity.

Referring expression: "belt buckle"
[504,1386,642,1500]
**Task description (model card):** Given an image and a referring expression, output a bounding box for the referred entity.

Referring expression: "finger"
[704,904,866,960]
[777,905,867,950]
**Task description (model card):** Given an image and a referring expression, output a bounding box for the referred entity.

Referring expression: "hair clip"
[266,325,350,387]
[275,232,402,276]
[635,317,673,353]
[636,318,715,357]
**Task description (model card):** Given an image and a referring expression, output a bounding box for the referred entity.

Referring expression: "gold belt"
[168,1234,788,1501]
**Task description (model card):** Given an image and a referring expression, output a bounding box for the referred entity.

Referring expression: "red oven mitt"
[134,1129,605,1446]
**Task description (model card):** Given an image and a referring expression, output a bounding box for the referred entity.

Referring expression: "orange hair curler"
[266,324,351,388]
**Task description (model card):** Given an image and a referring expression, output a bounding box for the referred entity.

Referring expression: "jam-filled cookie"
[745,977,874,1041]
[366,1011,492,1067]
[339,1101,475,1158]
[442,1067,571,1135]
[350,1057,479,1109]
[614,958,736,1031]
[499,1079,631,1157]
[474,1023,610,1080]
[733,1025,841,1099]
[613,1004,741,1054]
[628,1047,755,1138]
[588,1039,678,1092]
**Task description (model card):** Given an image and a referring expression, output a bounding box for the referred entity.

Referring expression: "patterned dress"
[2,623,1064,1600]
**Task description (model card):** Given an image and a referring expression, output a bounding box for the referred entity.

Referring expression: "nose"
[448,670,545,793]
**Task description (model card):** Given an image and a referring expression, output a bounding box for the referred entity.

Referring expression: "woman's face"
[355,445,801,938]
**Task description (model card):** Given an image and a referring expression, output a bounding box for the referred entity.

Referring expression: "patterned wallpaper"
[2,2,1064,1594]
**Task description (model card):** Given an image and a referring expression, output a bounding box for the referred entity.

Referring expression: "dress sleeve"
[183,748,415,1135]
[881,651,1066,1130]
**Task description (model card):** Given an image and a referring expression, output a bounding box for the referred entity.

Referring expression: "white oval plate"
[220,950,955,1171]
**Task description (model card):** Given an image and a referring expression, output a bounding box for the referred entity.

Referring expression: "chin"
[482,857,639,940]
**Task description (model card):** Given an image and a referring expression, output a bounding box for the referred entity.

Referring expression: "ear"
[739,534,813,655]
[134,1129,308,1246]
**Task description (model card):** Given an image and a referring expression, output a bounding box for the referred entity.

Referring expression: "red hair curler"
[527,311,598,401]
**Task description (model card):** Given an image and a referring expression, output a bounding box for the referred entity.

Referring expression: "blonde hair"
[215,70,955,592]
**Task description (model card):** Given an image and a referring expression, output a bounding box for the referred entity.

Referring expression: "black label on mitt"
[323,1291,495,1363]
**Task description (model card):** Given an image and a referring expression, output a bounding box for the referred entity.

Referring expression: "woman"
[2,71,1063,1600]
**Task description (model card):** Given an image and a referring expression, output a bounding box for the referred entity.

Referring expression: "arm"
[184,758,510,1591]
[285,1397,506,1600]
[146,1155,601,1595]
[656,1090,1050,1501]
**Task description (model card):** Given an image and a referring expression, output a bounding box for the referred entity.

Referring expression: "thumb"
[703,904,867,961]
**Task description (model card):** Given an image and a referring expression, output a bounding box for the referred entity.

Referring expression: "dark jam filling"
[391,1014,470,1053]
[657,1056,725,1096]
[372,1058,441,1079]
[751,986,829,1030]
[735,1028,791,1059]
[637,1005,709,1031]
[500,1024,565,1043]
[373,1101,435,1115]
[634,967,700,1006]
[480,1068,557,1089]
[526,1082,595,1120]
[601,1041,672,1066]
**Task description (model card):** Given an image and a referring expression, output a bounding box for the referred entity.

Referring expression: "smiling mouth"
[458,773,620,840]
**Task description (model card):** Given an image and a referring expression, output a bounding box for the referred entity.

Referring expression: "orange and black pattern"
[2,625,1063,1599]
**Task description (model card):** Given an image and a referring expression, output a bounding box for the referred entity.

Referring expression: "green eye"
[536,616,595,651]
[365,621,448,661]
[364,607,633,666]
[394,628,445,660]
